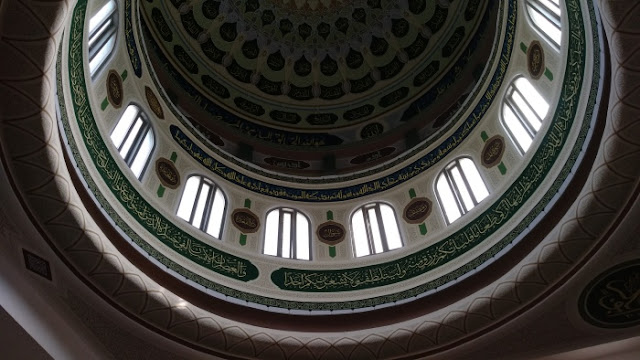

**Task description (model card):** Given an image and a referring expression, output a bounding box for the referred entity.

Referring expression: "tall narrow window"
[263,208,311,260]
[436,158,489,224]
[88,0,118,77]
[502,77,550,154]
[110,104,155,180]
[351,203,402,257]
[176,176,226,239]
[526,0,562,48]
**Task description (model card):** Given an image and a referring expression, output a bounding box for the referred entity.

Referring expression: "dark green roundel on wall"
[579,259,640,329]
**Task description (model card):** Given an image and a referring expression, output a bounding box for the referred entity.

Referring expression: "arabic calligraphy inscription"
[580,260,640,328]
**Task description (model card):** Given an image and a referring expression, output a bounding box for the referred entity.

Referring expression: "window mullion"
[123,120,148,166]
[189,180,204,225]
[277,209,284,258]
[363,207,375,256]
[200,183,215,232]
[446,166,467,215]
[375,205,389,252]
[507,95,537,139]
[290,211,297,259]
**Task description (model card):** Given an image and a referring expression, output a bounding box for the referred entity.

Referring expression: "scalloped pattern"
[1,0,639,359]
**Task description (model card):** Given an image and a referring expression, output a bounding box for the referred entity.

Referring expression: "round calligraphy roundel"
[579,259,640,329]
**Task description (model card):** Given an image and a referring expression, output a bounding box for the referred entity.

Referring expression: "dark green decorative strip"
[329,246,336,258]
[170,151,177,163]
[121,69,128,81]
[409,188,417,199]
[101,98,109,110]
[270,0,593,292]
[520,42,528,53]
[326,211,333,221]
[481,131,489,142]
[244,199,251,209]
[419,223,428,236]
[65,0,258,282]
[545,68,554,81]
[498,162,507,175]
[239,234,247,246]
[124,0,142,77]
[157,185,165,198]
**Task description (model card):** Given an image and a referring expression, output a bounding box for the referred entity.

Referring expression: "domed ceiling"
[141,0,497,175]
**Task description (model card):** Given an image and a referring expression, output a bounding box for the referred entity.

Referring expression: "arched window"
[88,0,118,77]
[176,175,226,239]
[110,104,155,180]
[436,158,489,224]
[502,77,549,154]
[526,0,562,48]
[351,202,402,257]
[263,208,311,260]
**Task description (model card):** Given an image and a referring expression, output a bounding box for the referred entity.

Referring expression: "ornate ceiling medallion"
[106,70,123,108]
[155,158,180,189]
[527,40,545,80]
[231,208,261,233]
[579,260,640,329]
[481,135,506,168]
[403,197,433,224]
[316,221,346,245]
[145,86,164,119]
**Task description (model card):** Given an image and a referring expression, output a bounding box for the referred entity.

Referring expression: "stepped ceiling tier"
[141,0,498,176]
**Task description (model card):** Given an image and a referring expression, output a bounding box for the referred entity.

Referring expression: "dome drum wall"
[3,0,636,356]
[51,0,601,314]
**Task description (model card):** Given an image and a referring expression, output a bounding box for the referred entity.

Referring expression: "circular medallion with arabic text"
[579,260,640,328]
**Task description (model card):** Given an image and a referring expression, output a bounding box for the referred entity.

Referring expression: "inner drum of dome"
[141,0,497,176]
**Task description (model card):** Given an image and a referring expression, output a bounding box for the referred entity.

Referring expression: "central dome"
[141,0,497,176]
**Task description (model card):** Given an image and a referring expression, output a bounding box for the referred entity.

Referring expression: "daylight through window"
[263,208,311,260]
[502,77,549,154]
[110,104,155,180]
[176,175,226,239]
[436,158,489,224]
[88,0,118,77]
[351,203,403,257]
[526,0,562,48]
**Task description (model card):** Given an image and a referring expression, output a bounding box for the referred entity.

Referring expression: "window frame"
[435,157,489,224]
[176,175,227,239]
[351,202,403,258]
[501,76,548,154]
[525,0,562,49]
[110,104,155,180]
[88,0,118,78]
[263,207,312,261]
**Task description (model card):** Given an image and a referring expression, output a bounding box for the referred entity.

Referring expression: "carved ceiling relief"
[139,0,498,175]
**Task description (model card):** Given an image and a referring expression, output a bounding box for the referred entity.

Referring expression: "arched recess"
[263,207,311,260]
[176,175,226,239]
[351,202,403,257]
[88,0,118,78]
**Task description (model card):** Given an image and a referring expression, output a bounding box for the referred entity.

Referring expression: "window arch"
[436,158,489,224]
[526,0,562,48]
[263,208,311,260]
[502,77,550,154]
[88,0,118,77]
[176,175,227,239]
[110,104,155,180]
[351,202,403,257]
